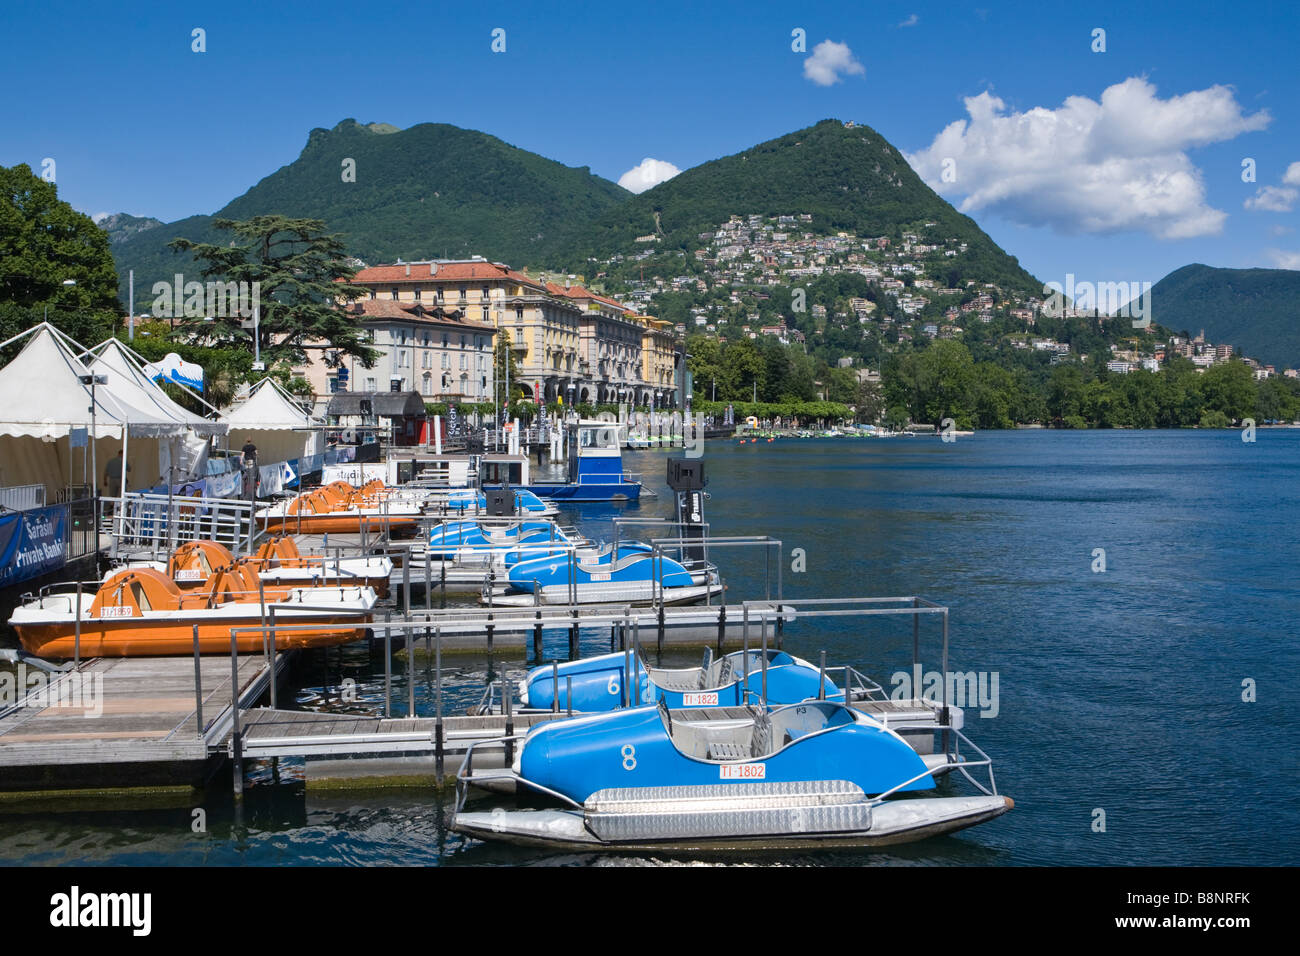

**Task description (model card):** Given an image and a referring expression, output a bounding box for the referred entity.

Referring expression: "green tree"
[907,339,976,427]
[0,163,120,350]
[1255,376,1300,422]
[494,329,525,404]
[970,362,1018,429]
[1199,360,1257,422]
[686,334,726,400]
[169,215,375,368]
[1046,364,1086,423]
[721,336,766,401]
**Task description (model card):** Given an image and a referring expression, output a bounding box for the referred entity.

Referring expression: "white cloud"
[617,158,681,194]
[803,40,865,87]
[898,14,919,27]
[1244,185,1298,212]
[91,211,111,223]
[1270,224,1294,237]
[1267,249,1300,270]
[906,77,1270,239]
[1283,161,1300,186]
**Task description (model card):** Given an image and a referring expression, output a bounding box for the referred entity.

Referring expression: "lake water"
[2,430,1297,866]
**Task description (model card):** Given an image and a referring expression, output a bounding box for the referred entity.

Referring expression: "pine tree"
[169,215,376,368]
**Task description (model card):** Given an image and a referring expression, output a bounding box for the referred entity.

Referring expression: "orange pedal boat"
[254,481,422,536]
[129,538,393,598]
[9,565,377,658]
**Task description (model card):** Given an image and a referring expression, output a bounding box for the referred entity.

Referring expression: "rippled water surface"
[2,430,1297,865]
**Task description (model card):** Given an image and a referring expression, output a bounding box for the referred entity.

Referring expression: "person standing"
[103,449,130,495]
[103,450,130,516]
[241,438,260,499]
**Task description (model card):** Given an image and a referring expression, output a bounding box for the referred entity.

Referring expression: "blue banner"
[0,504,69,588]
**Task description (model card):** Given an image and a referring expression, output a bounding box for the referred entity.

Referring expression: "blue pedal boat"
[429,488,555,516]
[506,648,839,713]
[451,699,1012,850]
[426,520,573,557]
[516,700,935,804]
[491,549,722,606]
[505,540,653,585]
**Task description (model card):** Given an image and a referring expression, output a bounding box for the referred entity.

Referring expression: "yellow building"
[343,258,581,403]
[313,258,681,409]
[636,314,677,408]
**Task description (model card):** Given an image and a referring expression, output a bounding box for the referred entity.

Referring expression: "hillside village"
[587,212,1297,383]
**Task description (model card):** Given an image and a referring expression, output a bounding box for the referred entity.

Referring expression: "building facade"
[298,296,495,405]
[326,258,681,409]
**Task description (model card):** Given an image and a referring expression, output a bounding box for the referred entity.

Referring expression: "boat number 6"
[607,676,620,696]
[621,744,637,771]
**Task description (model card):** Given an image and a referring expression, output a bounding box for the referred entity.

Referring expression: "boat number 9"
[621,744,637,771]
[607,676,620,696]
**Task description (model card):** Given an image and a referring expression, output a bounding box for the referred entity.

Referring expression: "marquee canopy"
[0,325,186,440]
[87,338,227,438]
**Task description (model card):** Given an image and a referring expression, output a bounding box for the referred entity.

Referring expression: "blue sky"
[4,0,1298,291]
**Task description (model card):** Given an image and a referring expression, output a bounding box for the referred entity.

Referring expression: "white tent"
[87,339,229,487]
[0,325,194,498]
[221,378,322,466]
[88,339,226,439]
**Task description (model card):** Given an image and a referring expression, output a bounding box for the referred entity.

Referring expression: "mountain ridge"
[568,119,1041,294]
[1148,263,1300,369]
[107,117,1041,302]
[108,118,630,296]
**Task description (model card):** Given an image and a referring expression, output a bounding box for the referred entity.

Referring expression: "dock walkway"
[0,653,283,783]
[235,707,565,759]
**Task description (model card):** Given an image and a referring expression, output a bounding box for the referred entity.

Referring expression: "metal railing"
[210,591,985,809]
[106,492,258,560]
[0,483,46,511]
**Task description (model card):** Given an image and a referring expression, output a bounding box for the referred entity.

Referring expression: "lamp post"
[79,372,107,547]
[251,307,263,371]
[43,278,77,324]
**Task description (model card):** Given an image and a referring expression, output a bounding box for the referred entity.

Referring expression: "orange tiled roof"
[351,298,495,332]
[547,282,636,317]
[350,261,545,292]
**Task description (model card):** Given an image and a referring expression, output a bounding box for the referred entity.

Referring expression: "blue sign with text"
[0,504,69,588]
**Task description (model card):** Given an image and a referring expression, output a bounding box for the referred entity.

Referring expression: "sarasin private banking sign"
[0,504,69,588]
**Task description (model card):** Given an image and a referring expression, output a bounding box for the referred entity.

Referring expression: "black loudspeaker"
[666,458,706,492]
[485,485,515,516]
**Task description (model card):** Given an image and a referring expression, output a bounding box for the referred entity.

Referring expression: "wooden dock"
[0,653,285,791]
[0,596,954,797]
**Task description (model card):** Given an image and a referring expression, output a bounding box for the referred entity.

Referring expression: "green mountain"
[109,117,1040,304]
[109,119,630,297]
[1149,264,1300,370]
[568,119,1040,293]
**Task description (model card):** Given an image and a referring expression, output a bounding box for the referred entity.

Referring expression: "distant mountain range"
[1149,264,1300,370]
[96,212,163,245]
[101,120,1299,371]
[105,117,1041,301]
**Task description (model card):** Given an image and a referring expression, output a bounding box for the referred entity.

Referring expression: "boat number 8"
[621,744,637,771]
[607,676,620,696]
